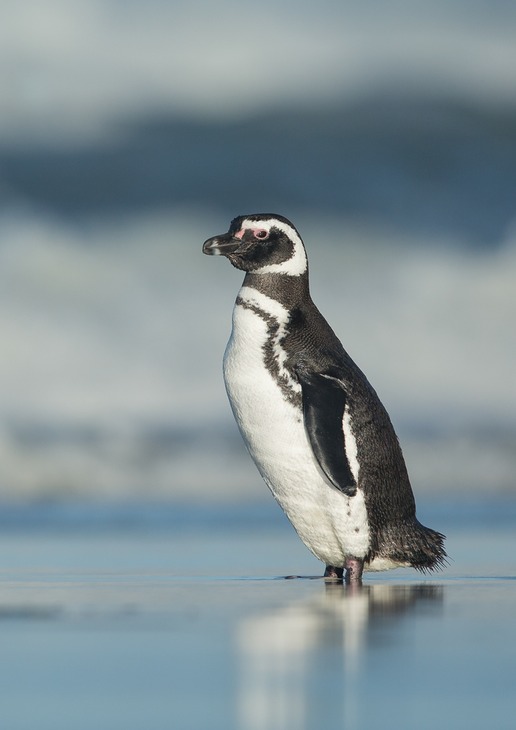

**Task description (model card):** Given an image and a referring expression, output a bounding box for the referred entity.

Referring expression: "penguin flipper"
[297,370,357,496]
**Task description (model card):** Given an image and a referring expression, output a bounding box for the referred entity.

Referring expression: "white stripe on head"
[238,218,308,276]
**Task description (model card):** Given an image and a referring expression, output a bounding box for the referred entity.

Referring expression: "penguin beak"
[202,233,241,256]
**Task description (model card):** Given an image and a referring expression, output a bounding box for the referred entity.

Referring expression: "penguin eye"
[253,229,269,240]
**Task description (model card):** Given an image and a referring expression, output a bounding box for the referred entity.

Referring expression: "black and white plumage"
[203,214,446,583]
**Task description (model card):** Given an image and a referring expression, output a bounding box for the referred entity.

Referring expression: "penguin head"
[203,214,308,276]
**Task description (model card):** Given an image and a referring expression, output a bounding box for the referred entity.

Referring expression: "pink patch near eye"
[234,229,245,240]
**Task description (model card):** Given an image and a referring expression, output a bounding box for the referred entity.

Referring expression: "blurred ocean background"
[1,0,515,510]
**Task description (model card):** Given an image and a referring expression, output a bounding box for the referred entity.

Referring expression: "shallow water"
[0,504,515,730]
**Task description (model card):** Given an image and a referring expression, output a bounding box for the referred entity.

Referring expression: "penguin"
[203,214,446,584]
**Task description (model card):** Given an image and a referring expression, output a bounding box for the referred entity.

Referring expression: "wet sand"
[0,506,515,730]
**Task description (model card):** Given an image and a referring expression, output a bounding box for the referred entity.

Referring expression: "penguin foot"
[344,557,364,585]
[324,565,344,582]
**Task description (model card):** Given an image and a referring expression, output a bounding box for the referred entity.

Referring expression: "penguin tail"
[376,519,448,573]
[407,520,448,573]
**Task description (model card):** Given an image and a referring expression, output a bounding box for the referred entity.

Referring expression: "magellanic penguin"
[203,214,446,584]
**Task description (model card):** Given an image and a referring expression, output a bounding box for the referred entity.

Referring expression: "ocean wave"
[0,208,514,499]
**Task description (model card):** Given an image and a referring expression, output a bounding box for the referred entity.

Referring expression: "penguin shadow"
[235,581,443,730]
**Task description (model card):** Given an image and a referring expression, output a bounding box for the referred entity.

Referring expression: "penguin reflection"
[236,583,443,730]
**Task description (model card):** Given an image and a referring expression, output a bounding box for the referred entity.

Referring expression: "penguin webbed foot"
[344,557,364,585]
[324,558,364,585]
[324,565,344,582]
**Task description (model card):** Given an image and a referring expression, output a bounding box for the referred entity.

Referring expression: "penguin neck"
[242,271,311,309]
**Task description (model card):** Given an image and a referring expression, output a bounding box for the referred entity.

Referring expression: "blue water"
[1,3,516,504]
[0,502,514,730]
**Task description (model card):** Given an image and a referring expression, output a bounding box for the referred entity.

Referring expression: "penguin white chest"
[222,287,370,567]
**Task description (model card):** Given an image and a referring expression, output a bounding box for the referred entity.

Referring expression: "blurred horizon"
[1,0,515,506]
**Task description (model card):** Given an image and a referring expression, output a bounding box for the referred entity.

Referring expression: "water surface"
[0,502,514,729]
